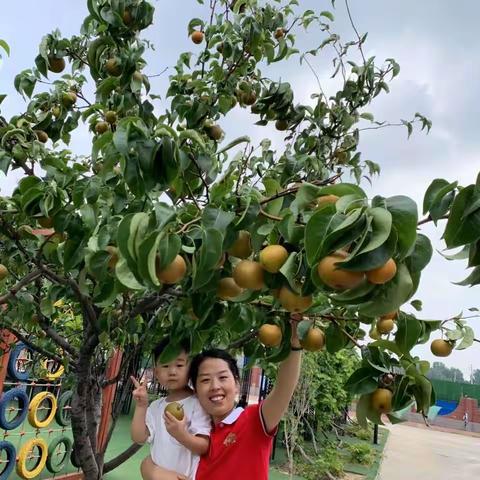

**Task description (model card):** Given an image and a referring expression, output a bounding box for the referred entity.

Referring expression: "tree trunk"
[71,332,101,480]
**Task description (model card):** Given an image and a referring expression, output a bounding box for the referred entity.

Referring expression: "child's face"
[154,350,190,391]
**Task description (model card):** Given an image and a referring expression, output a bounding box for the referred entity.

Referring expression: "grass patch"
[270,424,389,480]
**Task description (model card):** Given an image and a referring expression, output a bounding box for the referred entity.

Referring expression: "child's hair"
[189,348,240,389]
[153,337,191,364]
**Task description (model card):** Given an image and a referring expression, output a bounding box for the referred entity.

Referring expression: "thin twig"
[323,314,361,348]
[344,0,366,64]
[418,214,449,226]
[259,209,283,222]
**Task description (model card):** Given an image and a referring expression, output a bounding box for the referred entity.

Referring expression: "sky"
[0,1,479,378]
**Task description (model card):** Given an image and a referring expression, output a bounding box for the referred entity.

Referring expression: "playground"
[378,423,480,480]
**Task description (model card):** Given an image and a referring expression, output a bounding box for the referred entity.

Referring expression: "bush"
[346,443,375,466]
[345,422,372,441]
[295,447,345,480]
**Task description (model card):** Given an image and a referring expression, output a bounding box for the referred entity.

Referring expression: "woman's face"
[195,357,240,424]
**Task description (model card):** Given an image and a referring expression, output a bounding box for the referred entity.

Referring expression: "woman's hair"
[189,348,240,388]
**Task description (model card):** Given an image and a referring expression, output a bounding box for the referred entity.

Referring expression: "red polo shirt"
[195,402,276,480]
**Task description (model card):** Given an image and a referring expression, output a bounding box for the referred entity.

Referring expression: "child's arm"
[164,412,210,455]
[130,376,151,444]
[261,317,302,433]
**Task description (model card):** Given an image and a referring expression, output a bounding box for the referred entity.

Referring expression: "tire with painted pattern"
[16,438,48,479]
[28,391,57,428]
[55,390,73,427]
[41,359,65,381]
[0,441,16,480]
[0,387,29,430]
[46,435,73,473]
[7,342,32,381]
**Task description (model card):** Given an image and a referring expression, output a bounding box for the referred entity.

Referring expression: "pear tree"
[1,1,479,478]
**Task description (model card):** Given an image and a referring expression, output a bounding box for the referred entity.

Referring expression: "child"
[130,338,211,480]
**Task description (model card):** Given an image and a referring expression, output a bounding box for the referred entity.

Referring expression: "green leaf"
[444,185,480,248]
[344,367,378,395]
[290,183,321,216]
[279,252,302,293]
[423,179,451,214]
[159,342,182,363]
[320,10,335,21]
[357,208,392,255]
[318,183,367,199]
[395,316,422,354]
[0,40,10,56]
[193,228,224,290]
[369,340,403,357]
[411,374,433,415]
[405,234,432,273]
[157,234,181,271]
[410,299,423,311]
[457,326,474,350]
[137,231,162,288]
[304,207,336,266]
[356,394,370,429]
[325,322,348,353]
[202,207,235,233]
[359,264,414,317]
[454,266,480,287]
[321,209,368,258]
[278,213,304,245]
[63,238,86,271]
[384,196,418,259]
[263,178,284,216]
[115,257,144,290]
[216,136,250,155]
[117,214,137,271]
[297,319,313,341]
[339,231,396,272]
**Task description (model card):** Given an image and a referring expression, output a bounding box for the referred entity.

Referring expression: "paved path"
[378,423,480,480]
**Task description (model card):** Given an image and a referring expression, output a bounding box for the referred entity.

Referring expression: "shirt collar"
[219,406,244,425]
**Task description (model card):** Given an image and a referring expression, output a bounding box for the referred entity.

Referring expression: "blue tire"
[0,441,16,480]
[0,387,29,430]
[7,342,32,381]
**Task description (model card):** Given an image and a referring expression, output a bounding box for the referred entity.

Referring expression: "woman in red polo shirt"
[190,320,302,480]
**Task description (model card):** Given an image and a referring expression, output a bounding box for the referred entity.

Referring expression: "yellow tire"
[42,359,64,380]
[16,437,48,479]
[28,392,57,428]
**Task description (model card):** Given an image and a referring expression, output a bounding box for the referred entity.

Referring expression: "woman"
[193,318,302,479]
[142,319,302,479]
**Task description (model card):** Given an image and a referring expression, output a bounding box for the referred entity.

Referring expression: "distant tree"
[428,362,464,383]
[471,369,480,385]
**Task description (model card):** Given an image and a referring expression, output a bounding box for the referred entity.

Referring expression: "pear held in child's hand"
[165,402,184,421]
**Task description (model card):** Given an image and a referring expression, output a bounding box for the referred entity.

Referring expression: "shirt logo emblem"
[223,432,237,446]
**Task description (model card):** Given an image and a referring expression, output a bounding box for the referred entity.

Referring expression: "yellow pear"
[233,260,264,290]
[259,245,288,273]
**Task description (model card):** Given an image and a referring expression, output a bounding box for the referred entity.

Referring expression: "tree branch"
[0,269,42,304]
[4,325,66,366]
[259,173,342,206]
[102,443,143,474]
[227,329,257,350]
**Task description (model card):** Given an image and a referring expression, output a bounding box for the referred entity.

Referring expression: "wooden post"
[97,349,124,452]
[0,329,16,392]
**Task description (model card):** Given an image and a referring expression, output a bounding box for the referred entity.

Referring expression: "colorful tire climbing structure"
[0,331,75,479]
